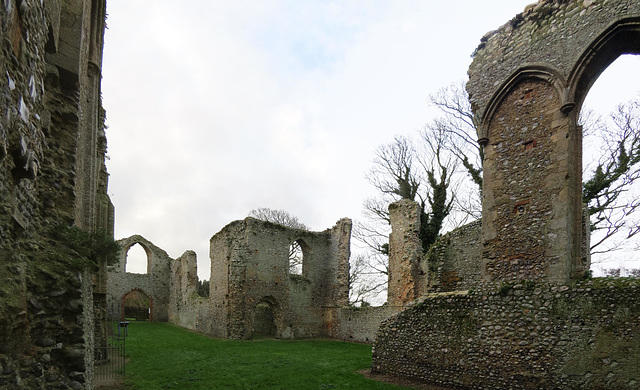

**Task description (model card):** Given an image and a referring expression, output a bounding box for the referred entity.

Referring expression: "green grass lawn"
[121,322,410,390]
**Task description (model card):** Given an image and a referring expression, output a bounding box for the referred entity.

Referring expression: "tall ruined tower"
[0,1,111,388]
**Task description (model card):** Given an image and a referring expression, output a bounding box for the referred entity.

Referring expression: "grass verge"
[122,322,410,390]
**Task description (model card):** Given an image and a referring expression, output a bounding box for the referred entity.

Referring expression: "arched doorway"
[252,297,280,339]
[121,289,153,322]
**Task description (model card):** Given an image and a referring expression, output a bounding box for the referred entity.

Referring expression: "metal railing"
[94,324,126,381]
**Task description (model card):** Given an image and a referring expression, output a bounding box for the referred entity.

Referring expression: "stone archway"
[467,0,640,284]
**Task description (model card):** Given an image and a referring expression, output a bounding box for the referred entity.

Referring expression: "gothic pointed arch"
[568,16,640,113]
[478,64,568,145]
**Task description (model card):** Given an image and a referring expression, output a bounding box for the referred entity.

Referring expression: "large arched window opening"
[579,54,640,276]
[125,243,150,274]
[288,239,309,276]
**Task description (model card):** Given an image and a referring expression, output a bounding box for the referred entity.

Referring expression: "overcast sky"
[102,1,640,278]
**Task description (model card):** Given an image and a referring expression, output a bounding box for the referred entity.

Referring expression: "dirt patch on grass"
[94,378,129,389]
[360,369,464,390]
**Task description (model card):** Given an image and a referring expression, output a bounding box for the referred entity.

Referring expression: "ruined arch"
[106,235,172,322]
[478,65,569,145]
[467,0,640,284]
[124,242,152,274]
[568,17,640,114]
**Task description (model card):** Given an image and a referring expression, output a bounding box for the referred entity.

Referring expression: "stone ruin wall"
[0,1,110,388]
[482,77,573,282]
[106,214,413,344]
[373,279,640,390]
[372,1,640,389]
[388,199,484,297]
[425,219,483,292]
[106,218,393,343]
[107,235,173,322]
[169,250,210,332]
[330,305,400,343]
[387,199,425,305]
[208,217,352,340]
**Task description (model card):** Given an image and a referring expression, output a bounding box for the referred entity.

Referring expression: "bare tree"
[423,83,484,223]
[429,82,483,194]
[363,132,456,248]
[353,129,457,304]
[366,135,421,201]
[582,98,640,254]
[348,253,387,306]
[249,208,308,230]
[248,208,308,273]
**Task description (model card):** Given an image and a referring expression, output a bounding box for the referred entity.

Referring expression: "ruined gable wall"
[107,236,172,322]
[208,217,352,340]
[0,1,109,388]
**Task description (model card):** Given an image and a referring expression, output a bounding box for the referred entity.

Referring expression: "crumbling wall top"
[112,235,172,274]
[467,0,640,129]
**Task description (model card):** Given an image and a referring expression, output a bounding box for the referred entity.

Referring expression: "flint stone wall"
[425,220,483,292]
[331,305,401,343]
[0,1,109,388]
[373,279,640,390]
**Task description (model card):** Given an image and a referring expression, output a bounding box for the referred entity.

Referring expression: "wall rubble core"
[388,199,425,306]
[373,0,640,389]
